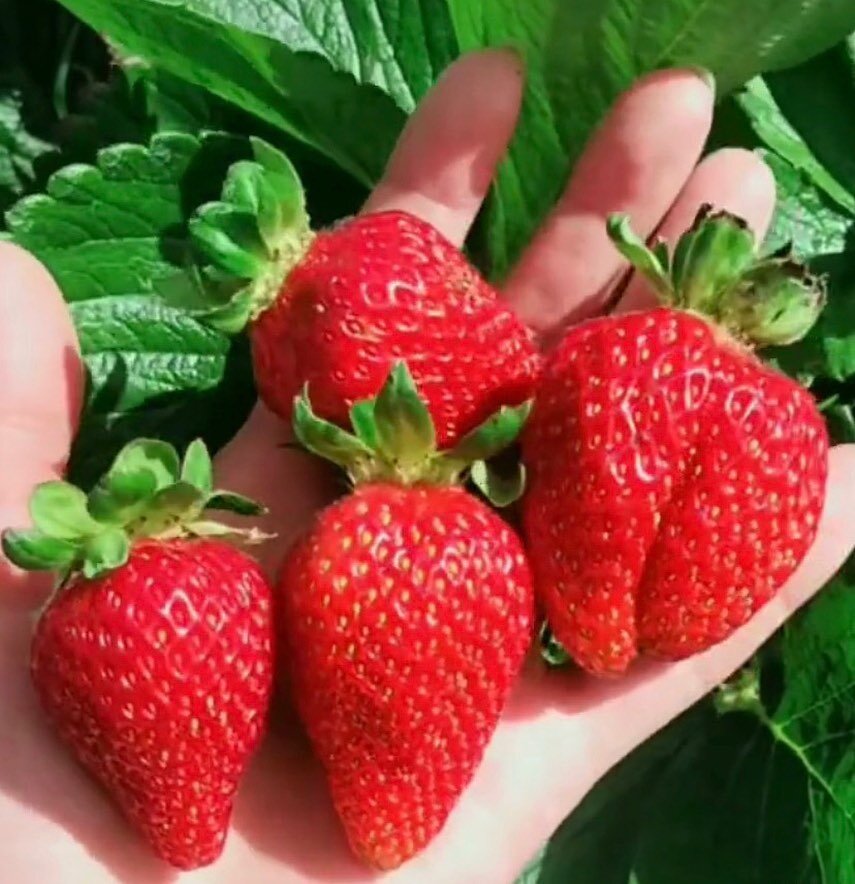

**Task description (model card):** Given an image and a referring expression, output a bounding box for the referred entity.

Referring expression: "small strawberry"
[523,208,829,676]
[279,364,534,869]
[170,139,540,447]
[2,440,274,869]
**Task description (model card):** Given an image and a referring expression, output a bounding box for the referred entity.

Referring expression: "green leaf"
[765,38,855,204]
[633,713,818,884]
[29,481,102,539]
[761,152,855,258]
[519,708,705,884]
[206,491,265,516]
[56,0,457,186]
[767,570,855,878]
[631,568,855,884]
[6,132,256,484]
[293,388,372,471]
[180,439,213,493]
[449,1,855,277]
[734,77,855,215]
[1,528,78,571]
[470,460,525,508]
[372,362,436,465]
[0,86,55,213]
[448,401,532,464]
[81,527,131,579]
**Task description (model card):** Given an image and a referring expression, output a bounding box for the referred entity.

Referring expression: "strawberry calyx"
[159,137,314,333]
[293,362,532,507]
[2,439,270,581]
[607,204,826,347]
[713,661,768,721]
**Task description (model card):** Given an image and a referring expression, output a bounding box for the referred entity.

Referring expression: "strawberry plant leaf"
[448,0,855,277]
[5,132,257,485]
[765,37,855,202]
[0,86,56,213]
[719,78,855,391]
[633,713,818,884]
[732,77,855,216]
[56,0,457,186]
[761,153,854,258]
[767,568,855,878]
[630,568,855,884]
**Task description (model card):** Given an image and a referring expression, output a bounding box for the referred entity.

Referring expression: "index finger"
[362,49,524,245]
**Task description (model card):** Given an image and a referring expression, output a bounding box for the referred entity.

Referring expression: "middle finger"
[504,68,714,342]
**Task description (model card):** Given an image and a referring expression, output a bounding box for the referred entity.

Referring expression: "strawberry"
[178,139,539,447]
[522,208,829,676]
[279,364,535,869]
[2,440,274,869]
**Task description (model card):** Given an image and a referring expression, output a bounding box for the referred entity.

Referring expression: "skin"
[1,49,853,884]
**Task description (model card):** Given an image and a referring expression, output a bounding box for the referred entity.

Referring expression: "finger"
[362,48,524,245]
[504,68,714,338]
[213,404,340,575]
[0,244,82,512]
[617,148,777,313]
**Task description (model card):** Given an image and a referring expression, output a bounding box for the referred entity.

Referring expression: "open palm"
[1,50,853,884]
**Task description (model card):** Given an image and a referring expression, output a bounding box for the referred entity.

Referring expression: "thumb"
[0,243,83,602]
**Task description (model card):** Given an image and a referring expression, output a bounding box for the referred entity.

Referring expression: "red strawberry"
[185,141,540,447]
[3,440,274,869]
[522,208,829,676]
[279,364,534,868]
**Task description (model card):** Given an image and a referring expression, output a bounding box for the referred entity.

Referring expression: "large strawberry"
[523,208,829,676]
[279,364,535,869]
[2,440,274,869]
[171,138,539,447]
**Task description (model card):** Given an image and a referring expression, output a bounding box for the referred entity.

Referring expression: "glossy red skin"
[31,539,274,869]
[522,309,828,676]
[251,211,540,447]
[278,483,534,869]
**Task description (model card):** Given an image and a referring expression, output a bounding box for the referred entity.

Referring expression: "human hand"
[1,49,853,884]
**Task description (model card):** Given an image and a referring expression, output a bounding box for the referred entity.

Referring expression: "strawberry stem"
[293,362,532,504]
[607,206,826,347]
[159,138,314,333]
[2,439,270,581]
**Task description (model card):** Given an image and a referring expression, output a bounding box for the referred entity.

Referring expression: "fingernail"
[689,66,716,94]
[496,45,526,77]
